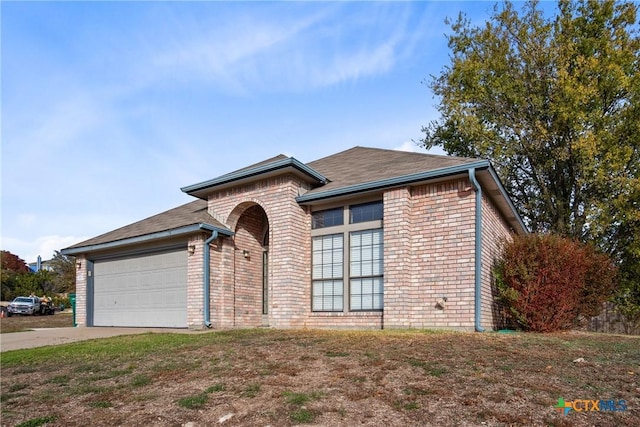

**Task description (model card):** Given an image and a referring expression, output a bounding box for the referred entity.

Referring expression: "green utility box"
[69,293,77,327]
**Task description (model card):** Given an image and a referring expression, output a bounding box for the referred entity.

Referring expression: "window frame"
[311,233,344,312]
[349,228,384,311]
[311,207,344,229]
[310,200,383,313]
[350,201,384,224]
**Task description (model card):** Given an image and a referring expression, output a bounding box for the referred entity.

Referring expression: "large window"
[312,234,344,311]
[311,201,383,312]
[350,229,383,310]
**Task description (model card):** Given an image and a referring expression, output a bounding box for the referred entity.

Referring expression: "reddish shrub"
[495,234,617,332]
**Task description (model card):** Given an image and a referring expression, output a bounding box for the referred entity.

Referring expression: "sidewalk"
[1,327,206,352]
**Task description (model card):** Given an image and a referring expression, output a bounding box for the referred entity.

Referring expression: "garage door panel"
[93,249,187,327]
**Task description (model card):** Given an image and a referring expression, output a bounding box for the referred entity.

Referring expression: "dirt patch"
[0,311,74,333]
[1,329,638,427]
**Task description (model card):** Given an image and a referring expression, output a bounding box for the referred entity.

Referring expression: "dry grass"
[1,327,638,427]
[0,311,74,333]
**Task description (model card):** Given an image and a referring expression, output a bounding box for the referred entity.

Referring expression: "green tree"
[422,0,639,316]
[48,250,76,293]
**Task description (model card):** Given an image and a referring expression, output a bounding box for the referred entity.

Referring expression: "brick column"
[75,255,87,326]
[383,187,412,328]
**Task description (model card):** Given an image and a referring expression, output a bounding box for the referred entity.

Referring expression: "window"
[312,234,344,311]
[312,207,344,229]
[350,229,383,310]
[311,201,384,313]
[350,201,383,224]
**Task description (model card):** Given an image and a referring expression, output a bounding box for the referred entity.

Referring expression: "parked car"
[6,296,41,316]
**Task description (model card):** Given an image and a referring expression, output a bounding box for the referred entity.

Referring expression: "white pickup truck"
[7,296,42,316]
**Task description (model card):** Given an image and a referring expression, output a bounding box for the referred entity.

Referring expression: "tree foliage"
[48,250,76,293]
[1,250,31,301]
[1,250,30,274]
[0,250,76,301]
[423,0,639,320]
[495,234,618,332]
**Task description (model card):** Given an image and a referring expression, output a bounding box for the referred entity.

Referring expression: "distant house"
[28,256,54,273]
[62,147,526,330]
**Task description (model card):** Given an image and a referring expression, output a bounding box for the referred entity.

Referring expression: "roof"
[64,146,526,254]
[300,146,483,201]
[182,155,327,199]
[62,200,232,255]
[308,146,478,189]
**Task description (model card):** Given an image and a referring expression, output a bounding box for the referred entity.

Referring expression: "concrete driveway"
[1,327,207,352]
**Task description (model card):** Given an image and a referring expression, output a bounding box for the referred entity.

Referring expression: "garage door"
[93,249,187,327]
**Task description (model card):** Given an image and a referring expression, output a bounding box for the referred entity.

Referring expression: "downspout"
[203,230,219,328]
[469,168,485,332]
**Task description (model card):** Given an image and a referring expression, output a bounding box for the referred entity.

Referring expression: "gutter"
[182,157,328,196]
[297,160,489,204]
[61,223,232,256]
[201,225,218,329]
[469,168,485,332]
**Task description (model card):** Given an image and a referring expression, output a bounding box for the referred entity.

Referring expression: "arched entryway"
[232,203,270,327]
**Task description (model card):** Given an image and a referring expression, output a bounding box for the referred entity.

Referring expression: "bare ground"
[0,311,74,333]
[0,320,638,427]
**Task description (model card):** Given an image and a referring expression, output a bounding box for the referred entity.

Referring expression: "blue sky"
[2,1,521,263]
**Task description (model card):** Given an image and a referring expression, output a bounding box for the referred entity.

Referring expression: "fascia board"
[61,223,233,255]
[486,166,528,233]
[181,158,327,195]
[296,160,490,203]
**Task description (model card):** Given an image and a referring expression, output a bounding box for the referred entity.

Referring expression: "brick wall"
[232,205,266,327]
[75,255,87,326]
[181,173,514,331]
[384,179,476,330]
[383,187,412,327]
[480,194,513,330]
[186,234,204,327]
[196,174,314,329]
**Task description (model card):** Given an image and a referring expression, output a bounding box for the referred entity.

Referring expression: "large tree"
[48,250,76,293]
[422,0,639,300]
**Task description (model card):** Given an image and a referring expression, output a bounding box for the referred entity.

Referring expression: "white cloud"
[394,140,447,156]
[144,2,425,93]
[394,141,423,153]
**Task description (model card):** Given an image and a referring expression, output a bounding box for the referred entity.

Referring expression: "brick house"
[62,147,526,331]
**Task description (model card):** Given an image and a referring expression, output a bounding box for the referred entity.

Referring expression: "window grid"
[312,208,344,229]
[312,234,344,312]
[350,229,383,311]
[350,201,383,224]
[311,202,384,314]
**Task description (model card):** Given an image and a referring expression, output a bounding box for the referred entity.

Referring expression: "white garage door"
[93,249,187,328]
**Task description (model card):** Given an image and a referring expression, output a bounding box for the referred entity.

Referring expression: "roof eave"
[61,223,233,256]
[484,167,528,234]
[181,158,328,199]
[296,160,491,204]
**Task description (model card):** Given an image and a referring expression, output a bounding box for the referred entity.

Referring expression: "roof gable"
[182,155,327,199]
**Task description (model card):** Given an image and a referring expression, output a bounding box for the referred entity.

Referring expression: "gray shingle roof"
[306,146,479,194]
[65,200,230,250]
